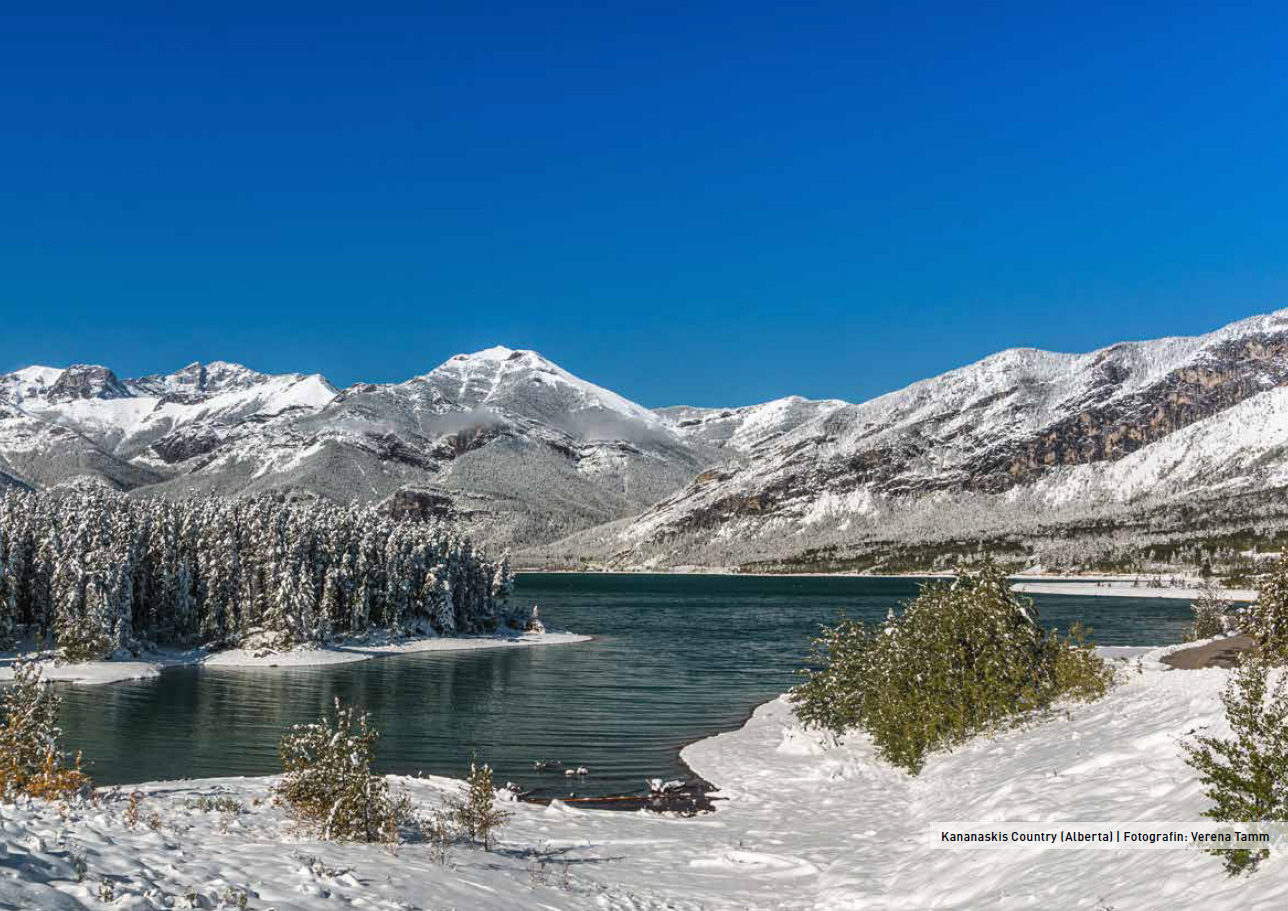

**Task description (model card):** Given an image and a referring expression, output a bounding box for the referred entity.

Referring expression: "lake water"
[56,573,1195,797]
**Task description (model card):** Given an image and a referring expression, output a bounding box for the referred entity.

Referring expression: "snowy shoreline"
[1012,580,1257,601]
[7,641,1286,909]
[523,567,1258,601]
[0,629,590,687]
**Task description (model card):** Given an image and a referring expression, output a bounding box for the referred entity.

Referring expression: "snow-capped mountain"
[7,310,1288,562]
[0,349,802,548]
[242,347,725,545]
[550,309,1288,566]
[656,396,848,453]
[0,362,336,492]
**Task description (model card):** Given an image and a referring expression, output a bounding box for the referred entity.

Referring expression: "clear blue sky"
[2,2,1285,406]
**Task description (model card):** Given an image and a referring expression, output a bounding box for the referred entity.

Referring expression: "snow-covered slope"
[9,309,1288,559]
[555,308,1288,565]
[0,351,723,548]
[4,651,1284,909]
[0,397,161,491]
[1020,383,1288,508]
[656,395,848,453]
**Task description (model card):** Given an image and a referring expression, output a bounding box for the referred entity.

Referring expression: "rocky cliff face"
[966,332,1288,492]
[46,365,132,402]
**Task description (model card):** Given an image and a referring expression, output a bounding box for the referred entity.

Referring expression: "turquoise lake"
[55,573,1195,797]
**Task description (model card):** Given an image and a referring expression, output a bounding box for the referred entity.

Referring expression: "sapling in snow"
[0,661,92,800]
[1183,660,1288,876]
[453,754,511,851]
[1188,583,1236,641]
[276,697,412,843]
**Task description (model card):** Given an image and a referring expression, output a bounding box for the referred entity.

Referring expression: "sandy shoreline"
[0,629,590,687]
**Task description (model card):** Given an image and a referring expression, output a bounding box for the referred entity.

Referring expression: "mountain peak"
[448,345,551,366]
[466,344,519,360]
[0,366,64,405]
[424,346,660,427]
[47,364,131,402]
[126,361,336,402]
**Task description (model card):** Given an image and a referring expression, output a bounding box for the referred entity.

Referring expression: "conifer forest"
[0,491,514,661]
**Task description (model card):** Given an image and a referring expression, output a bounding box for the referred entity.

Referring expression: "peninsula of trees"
[0,490,515,661]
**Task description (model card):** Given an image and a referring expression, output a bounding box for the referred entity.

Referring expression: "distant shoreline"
[518,567,1256,600]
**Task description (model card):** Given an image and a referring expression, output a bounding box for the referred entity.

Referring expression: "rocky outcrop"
[46,365,131,402]
[382,487,456,521]
[964,331,1288,492]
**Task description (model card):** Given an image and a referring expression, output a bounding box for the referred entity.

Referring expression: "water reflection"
[57,573,1196,795]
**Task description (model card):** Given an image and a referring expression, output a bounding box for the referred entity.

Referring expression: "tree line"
[0,490,515,660]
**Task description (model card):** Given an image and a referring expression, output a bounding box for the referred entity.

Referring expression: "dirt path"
[1160,635,1257,669]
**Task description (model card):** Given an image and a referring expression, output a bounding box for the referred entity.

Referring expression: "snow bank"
[3,649,1284,908]
[0,657,163,686]
[1012,581,1257,601]
[0,630,589,687]
[199,629,588,669]
[680,649,1285,909]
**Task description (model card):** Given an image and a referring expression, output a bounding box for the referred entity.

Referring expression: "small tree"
[453,754,511,851]
[1189,584,1235,641]
[0,529,15,650]
[792,562,1115,774]
[1183,661,1288,876]
[0,661,92,800]
[277,698,410,843]
[1246,562,1288,663]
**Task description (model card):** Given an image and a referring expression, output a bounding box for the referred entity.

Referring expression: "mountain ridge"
[5,310,1288,566]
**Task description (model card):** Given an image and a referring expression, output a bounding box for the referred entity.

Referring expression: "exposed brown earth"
[1160,635,1258,670]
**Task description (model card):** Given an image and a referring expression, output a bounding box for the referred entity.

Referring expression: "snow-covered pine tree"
[32,516,61,644]
[81,547,135,660]
[0,524,14,649]
[0,490,500,659]
[1246,561,1288,663]
[320,567,344,637]
[53,551,107,662]
[421,568,453,635]
[492,553,517,627]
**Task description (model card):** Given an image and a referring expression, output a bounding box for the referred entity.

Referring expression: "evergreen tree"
[1246,562,1288,663]
[0,490,504,660]
[1183,661,1288,876]
[454,755,511,851]
[0,525,14,649]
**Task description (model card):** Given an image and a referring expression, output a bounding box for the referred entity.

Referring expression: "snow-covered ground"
[3,644,1283,909]
[1012,580,1258,601]
[0,630,589,687]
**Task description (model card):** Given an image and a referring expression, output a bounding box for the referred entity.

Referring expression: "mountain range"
[5,310,1288,570]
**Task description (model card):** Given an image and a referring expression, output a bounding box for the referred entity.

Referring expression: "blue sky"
[2,2,1286,406]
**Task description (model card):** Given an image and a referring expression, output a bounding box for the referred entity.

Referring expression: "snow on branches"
[0,490,517,661]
